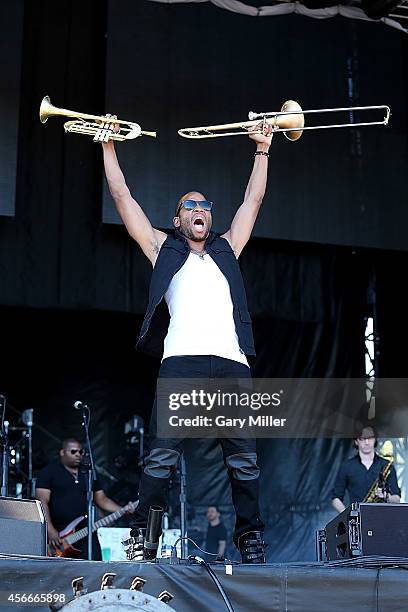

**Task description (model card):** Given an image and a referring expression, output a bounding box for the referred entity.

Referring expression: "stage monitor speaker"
[318,503,408,561]
[0,497,47,556]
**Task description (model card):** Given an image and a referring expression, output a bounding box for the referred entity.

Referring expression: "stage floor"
[1,555,407,612]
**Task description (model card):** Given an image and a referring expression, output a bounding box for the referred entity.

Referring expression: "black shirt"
[206,522,227,555]
[36,460,102,531]
[331,453,400,504]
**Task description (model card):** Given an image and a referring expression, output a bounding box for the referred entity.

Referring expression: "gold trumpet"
[39,96,156,142]
[178,100,391,141]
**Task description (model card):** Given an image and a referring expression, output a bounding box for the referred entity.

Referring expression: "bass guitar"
[49,500,137,558]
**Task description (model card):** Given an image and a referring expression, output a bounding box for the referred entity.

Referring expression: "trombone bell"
[277,100,304,141]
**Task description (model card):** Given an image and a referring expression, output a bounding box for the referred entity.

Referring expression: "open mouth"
[193,217,205,232]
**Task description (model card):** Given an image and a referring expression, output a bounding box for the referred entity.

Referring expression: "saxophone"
[363,458,394,503]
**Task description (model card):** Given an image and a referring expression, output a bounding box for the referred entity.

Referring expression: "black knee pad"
[144,447,180,479]
[225,452,260,480]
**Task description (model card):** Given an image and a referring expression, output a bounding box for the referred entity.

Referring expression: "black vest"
[136,230,255,358]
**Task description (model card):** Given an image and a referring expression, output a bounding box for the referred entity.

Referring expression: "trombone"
[177,100,391,141]
[39,96,156,142]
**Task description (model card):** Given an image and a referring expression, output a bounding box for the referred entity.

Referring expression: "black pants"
[131,355,264,545]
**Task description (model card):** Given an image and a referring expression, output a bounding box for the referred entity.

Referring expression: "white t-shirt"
[162,252,248,366]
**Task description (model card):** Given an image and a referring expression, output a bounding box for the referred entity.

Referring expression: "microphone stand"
[22,409,34,498]
[139,424,144,463]
[0,395,9,497]
[0,422,9,497]
[28,421,34,498]
[79,404,96,560]
[179,453,187,559]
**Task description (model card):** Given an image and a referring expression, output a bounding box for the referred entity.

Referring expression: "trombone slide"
[178,102,391,140]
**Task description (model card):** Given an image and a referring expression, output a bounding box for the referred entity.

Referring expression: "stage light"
[22,408,33,427]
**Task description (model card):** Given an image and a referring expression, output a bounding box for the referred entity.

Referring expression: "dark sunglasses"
[176,199,213,216]
[69,449,84,455]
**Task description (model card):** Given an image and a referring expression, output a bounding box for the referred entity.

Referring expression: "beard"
[179,217,212,242]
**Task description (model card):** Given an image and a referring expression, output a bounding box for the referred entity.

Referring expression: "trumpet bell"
[39,95,54,123]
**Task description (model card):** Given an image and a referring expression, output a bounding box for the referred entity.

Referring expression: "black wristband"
[254,151,269,157]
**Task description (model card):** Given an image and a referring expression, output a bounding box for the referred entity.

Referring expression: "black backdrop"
[0,0,22,216]
[0,0,407,561]
[105,1,408,251]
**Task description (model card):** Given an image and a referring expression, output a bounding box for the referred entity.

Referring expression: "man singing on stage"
[102,122,273,563]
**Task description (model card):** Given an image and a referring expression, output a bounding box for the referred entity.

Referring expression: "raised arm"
[221,125,274,258]
[102,140,167,265]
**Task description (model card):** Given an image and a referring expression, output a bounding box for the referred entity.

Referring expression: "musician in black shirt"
[205,506,227,560]
[331,426,401,513]
[36,438,128,559]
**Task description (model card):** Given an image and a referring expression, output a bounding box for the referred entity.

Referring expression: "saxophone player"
[331,426,401,513]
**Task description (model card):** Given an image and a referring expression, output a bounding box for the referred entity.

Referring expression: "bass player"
[36,438,133,559]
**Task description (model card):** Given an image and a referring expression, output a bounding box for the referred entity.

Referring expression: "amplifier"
[0,497,47,556]
[317,503,408,561]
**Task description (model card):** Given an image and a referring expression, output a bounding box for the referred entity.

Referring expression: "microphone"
[74,401,89,410]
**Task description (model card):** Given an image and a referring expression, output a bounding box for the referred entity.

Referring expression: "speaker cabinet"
[0,497,47,556]
[319,503,408,561]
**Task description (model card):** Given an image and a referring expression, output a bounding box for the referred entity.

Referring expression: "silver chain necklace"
[190,247,206,259]
[65,466,79,484]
